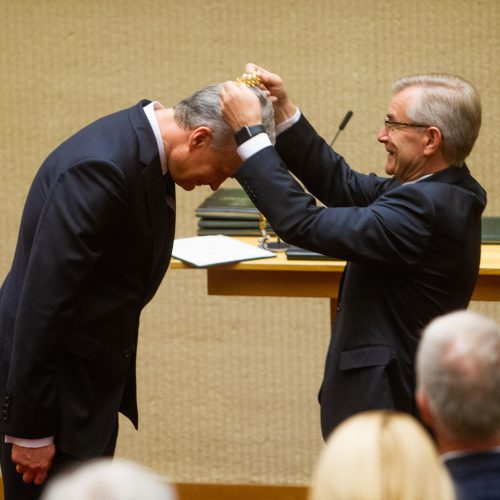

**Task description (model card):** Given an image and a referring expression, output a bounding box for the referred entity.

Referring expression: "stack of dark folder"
[196,189,500,257]
[481,216,500,244]
[195,188,274,237]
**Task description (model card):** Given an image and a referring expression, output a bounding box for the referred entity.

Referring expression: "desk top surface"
[171,237,500,276]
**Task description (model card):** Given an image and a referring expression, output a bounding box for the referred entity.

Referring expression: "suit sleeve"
[235,146,435,266]
[274,114,393,207]
[5,160,128,438]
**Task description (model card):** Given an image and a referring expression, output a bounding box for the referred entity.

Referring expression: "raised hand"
[244,63,297,124]
[220,81,262,131]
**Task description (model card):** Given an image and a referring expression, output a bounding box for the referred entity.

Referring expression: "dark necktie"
[163,172,176,212]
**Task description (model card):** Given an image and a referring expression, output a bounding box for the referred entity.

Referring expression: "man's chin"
[385,162,395,176]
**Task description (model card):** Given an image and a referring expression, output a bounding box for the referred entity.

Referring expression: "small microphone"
[329,110,353,146]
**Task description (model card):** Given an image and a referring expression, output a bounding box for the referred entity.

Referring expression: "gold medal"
[236,71,262,88]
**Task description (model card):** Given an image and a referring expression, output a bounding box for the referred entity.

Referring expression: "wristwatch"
[234,124,266,146]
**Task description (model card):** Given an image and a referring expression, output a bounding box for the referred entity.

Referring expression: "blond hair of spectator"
[309,411,455,500]
[40,458,175,500]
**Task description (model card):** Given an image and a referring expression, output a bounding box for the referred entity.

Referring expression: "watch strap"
[234,124,266,146]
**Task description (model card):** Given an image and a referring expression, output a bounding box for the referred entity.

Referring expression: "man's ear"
[423,126,442,156]
[188,126,212,150]
[416,390,435,428]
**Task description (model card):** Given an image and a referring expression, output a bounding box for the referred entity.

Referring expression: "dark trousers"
[0,420,118,500]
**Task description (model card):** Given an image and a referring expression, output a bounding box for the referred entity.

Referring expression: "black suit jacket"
[235,115,486,438]
[445,452,500,500]
[0,101,175,457]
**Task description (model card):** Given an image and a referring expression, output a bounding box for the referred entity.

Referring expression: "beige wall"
[1,0,499,486]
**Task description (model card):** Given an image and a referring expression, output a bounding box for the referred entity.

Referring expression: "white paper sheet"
[172,235,276,268]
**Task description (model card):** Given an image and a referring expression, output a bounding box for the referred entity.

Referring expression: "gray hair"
[417,310,500,441]
[393,74,481,166]
[40,458,175,500]
[174,83,275,151]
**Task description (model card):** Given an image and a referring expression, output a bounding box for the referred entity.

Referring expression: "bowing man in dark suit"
[220,65,486,440]
[417,310,500,500]
[0,84,275,499]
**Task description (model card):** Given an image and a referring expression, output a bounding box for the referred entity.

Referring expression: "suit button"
[1,410,8,421]
[123,348,132,358]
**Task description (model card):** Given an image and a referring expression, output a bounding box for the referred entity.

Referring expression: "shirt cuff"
[235,107,302,162]
[236,133,272,161]
[275,107,301,135]
[5,435,54,447]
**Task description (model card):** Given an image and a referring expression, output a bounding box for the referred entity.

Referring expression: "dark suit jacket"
[445,451,500,500]
[0,101,175,457]
[235,115,486,439]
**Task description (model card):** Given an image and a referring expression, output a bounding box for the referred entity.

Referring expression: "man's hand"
[11,443,56,485]
[244,63,297,124]
[220,81,262,131]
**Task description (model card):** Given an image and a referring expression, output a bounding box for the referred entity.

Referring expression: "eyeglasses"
[384,118,430,131]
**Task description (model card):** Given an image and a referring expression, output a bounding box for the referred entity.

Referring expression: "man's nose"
[377,126,388,143]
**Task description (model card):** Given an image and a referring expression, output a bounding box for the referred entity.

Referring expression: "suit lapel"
[128,101,176,292]
[142,161,173,275]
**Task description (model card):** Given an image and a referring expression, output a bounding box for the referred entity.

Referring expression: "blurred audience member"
[309,410,454,500]
[417,310,500,500]
[40,458,175,500]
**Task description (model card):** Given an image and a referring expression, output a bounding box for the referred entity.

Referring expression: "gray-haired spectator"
[41,458,175,500]
[416,310,500,500]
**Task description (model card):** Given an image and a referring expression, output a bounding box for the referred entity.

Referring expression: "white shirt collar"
[143,101,167,175]
[442,446,500,462]
[403,174,434,185]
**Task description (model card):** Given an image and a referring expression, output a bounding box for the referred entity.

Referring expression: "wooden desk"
[172,238,500,304]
